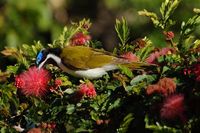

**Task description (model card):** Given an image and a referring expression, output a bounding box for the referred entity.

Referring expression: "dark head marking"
[36,48,61,67]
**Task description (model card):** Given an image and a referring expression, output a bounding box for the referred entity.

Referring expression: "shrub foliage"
[0,0,200,132]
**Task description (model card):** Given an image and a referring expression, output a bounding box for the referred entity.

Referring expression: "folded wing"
[60,46,118,69]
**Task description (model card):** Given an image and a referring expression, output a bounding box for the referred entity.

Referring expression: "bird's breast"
[74,64,118,79]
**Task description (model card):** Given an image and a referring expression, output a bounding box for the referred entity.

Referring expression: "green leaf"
[51,19,91,48]
[145,116,181,132]
[157,56,165,63]
[179,12,200,50]
[159,0,180,29]
[37,110,43,115]
[107,98,121,112]
[161,66,170,74]
[117,113,134,133]
[59,76,72,86]
[66,104,75,115]
[137,37,154,61]
[139,0,180,29]
[193,39,200,49]
[90,111,99,121]
[115,17,130,46]
[138,9,160,27]
[126,74,157,94]
[21,43,43,58]
[194,8,200,14]
[130,74,156,86]
[6,65,19,74]
[118,65,133,78]
[63,88,74,94]
[106,85,117,91]
[160,0,180,21]
[0,127,6,133]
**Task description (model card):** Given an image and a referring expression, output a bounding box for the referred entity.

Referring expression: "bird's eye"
[36,51,43,65]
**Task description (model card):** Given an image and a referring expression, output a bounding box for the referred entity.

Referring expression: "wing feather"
[60,46,118,69]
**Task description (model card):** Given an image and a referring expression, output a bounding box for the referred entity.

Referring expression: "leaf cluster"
[0,0,200,132]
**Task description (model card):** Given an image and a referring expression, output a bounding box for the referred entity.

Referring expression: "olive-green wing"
[60,46,118,69]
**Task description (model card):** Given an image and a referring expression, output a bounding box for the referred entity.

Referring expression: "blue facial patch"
[36,51,43,65]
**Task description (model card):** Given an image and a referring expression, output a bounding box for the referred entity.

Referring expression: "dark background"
[0,0,200,51]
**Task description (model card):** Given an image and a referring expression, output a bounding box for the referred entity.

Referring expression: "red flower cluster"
[160,94,185,121]
[96,119,110,125]
[163,31,175,40]
[79,82,96,98]
[27,128,42,133]
[183,68,192,75]
[182,64,200,81]
[55,79,62,87]
[193,63,200,82]
[146,77,186,122]
[146,51,160,64]
[40,122,56,130]
[15,66,51,97]
[49,79,63,93]
[146,77,176,96]
[71,32,91,46]
[146,47,174,64]
[120,52,139,62]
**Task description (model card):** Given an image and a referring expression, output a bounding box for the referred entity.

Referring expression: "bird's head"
[36,48,48,66]
[36,48,61,69]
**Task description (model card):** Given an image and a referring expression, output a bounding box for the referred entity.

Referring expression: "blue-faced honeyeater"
[36,46,150,79]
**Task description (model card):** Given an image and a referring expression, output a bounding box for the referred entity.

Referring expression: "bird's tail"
[120,61,156,70]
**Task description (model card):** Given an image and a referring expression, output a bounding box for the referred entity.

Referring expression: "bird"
[36,46,150,79]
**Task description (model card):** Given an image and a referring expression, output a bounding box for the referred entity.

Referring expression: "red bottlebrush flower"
[104,119,111,124]
[71,32,91,46]
[27,128,42,133]
[15,66,51,97]
[49,79,62,92]
[79,82,96,98]
[96,119,104,125]
[146,48,174,64]
[160,94,185,121]
[196,76,200,82]
[183,68,192,75]
[193,63,200,82]
[146,84,160,95]
[145,51,160,64]
[120,52,139,62]
[55,79,62,86]
[50,122,56,129]
[158,78,176,96]
[159,48,173,55]
[146,78,176,96]
[15,76,25,88]
[49,86,56,93]
[163,31,175,40]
